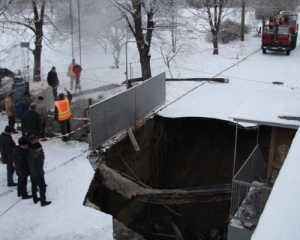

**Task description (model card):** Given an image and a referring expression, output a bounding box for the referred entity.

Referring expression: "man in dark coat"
[12,137,32,199]
[47,66,59,99]
[0,126,17,186]
[28,142,51,206]
[14,91,31,137]
[28,134,45,164]
[22,103,43,137]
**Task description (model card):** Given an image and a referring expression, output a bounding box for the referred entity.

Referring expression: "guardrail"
[230,145,272,226]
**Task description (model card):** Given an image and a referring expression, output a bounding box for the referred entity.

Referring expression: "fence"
[89,72,166,150]
[230,145,272,226]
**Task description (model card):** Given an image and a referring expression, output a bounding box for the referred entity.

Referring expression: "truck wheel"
[286,50,290,55]
[262,49,266,54]
[291,43,295,50]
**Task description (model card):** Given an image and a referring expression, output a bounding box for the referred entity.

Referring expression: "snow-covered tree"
[185,0,238,55]
[82,1,132,68]
[0,0,67,82]
[110,0,158,80]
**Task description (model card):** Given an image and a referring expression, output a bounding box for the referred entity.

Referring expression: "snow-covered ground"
[0,7,300,240]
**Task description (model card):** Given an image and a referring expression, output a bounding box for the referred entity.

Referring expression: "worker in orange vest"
[54,87,72,142]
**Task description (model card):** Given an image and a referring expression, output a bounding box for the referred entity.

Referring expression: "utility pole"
[241,0,245,41]
[77,0,82,65]
[69,0,74,59]
[240,0,246,57]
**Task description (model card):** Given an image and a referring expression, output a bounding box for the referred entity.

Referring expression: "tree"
[83,1,132,68]
[0,1,49,81]
[110,0,157,80]
[155,0,181,53]
[250,0,300,25]
[186,0,238,55]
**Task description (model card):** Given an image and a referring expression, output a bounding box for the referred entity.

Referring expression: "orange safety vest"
[55,99,72,121]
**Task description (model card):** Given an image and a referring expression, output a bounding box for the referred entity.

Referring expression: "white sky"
[0,8,299,240]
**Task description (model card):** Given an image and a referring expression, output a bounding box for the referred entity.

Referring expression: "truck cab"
[261,25,292,55]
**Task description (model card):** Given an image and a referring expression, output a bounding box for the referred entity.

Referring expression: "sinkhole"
[84,116,271,240]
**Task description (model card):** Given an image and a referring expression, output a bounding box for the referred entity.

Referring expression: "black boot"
[7,182,17,187]
[41,201,51,207]
[33,198,40,204]
[22,195,32,199]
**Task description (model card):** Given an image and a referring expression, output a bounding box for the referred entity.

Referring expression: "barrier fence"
[230,145,272,226]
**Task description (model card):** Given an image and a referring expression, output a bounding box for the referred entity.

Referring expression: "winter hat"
[4,126,13,133]
[30,103,36,110]
[58,93,65,100]
[31,142,42,149]
[52,66,56,70]
[28,134,38,142]
[18,137,28,145]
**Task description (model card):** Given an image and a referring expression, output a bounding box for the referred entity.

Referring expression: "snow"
[0,8,300,240]
[0,118,113,239]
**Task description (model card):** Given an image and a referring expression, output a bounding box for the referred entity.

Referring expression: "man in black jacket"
[0,126,17,186]
[22,103,43,138]
[28,142,51,206]
[47,66,59,99]
[12,137,32,199]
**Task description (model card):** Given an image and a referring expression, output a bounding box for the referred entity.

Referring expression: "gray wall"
[89,73,166,150]
[227,224,253,240]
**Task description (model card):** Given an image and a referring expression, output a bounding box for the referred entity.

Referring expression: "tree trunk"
[33,44,42,82]
[130,0,153,81]
[138,46,151,80]
[32,1,45,82]
[212,32,219,55]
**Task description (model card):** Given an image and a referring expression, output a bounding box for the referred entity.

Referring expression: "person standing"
[67,58,77,90]
[36,96,48,138]
[12,137,32,199]
[22,103,43,138]
[28,134,45,162]
[54,87,72,142]
[72,64,82,90]
[47,66,59,99]
[28,142,51,206]
[14,91,31,137]
[5,91,18,133]
[0,126,17,187]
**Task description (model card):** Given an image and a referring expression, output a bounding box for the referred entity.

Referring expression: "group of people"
[5,91,48,138]
[0,127,51,207]
[5,88,73,142]
[47,58,82,99]
[0,60,78,207]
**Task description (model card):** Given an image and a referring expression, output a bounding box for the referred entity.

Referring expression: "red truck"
[261,11,298,55]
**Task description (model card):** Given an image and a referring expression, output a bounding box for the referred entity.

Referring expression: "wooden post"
[127,128,140,151]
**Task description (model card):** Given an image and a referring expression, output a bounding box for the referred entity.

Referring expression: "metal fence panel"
[230,145,272,226]
[135,72,166,120]
[90,87,136,150]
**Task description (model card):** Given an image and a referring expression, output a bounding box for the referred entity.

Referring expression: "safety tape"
[47,115,90,121]
[174,66,299,89]
[41,123,90,141]
[28,42,260,80]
